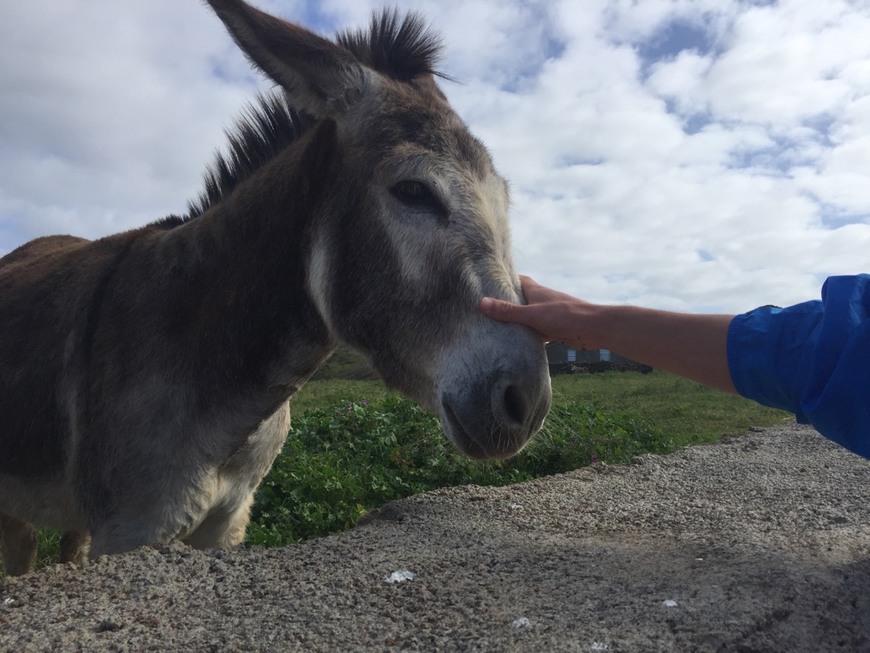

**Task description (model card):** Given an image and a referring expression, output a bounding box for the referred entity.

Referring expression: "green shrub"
[247,395,663,546]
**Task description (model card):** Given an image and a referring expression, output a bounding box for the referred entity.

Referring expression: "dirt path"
[3,423,870,652]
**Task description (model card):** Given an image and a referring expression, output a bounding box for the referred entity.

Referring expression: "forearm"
[587,305,737,393]
[480,276,737,393]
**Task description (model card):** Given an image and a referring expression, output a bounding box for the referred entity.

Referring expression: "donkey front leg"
[84,481,207,558]
[87,488,255,555]
[183,404,289,550]
[0,512,37,576]
[59,530,91,566]
[182,492,256,550]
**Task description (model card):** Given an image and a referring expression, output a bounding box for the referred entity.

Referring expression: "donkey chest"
[148,403,291,545]
[201,403,290,509]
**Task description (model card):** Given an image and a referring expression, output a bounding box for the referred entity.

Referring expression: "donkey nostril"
[502,384,528,426]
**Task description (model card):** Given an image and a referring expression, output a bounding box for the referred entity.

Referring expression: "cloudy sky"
[1,0,869,313]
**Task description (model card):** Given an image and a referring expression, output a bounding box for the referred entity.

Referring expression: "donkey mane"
[183,93,302,220]
[165,9,445,224]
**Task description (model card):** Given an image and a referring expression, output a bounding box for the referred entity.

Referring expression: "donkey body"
[0,0,551,575]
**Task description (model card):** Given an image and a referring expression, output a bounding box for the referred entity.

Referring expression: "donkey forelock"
[337,10,446,83]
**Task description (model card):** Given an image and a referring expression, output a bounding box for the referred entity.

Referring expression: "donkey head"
[208,0,551,459]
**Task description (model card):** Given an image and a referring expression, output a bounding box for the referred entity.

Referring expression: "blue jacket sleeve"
[727,274,870,458]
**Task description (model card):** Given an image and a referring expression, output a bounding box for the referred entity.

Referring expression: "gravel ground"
[2,422,870,652]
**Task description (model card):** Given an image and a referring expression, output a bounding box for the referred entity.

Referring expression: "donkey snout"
[496,379,533,427]
[492,373,551,450]
[440,371,551,461]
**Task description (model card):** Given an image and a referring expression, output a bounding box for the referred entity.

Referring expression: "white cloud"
[0,1,265,242]
[1,0,868,315]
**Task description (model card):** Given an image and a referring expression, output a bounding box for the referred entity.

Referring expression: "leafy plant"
[247,394,668,546]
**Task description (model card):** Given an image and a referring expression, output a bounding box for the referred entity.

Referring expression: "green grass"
[309,346,378,382]
[248,370,787,546]
[549,371,788,446]
[3,370,789,578]
[289,378,394,415]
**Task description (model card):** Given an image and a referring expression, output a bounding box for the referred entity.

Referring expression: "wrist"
[589,303,626,352]
[560,301,615,351]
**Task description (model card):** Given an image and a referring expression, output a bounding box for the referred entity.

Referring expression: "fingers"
[480,296,535,325]
[480,297,549,343]
[480,276,545,322]
[479,296,519,319]
[519,275,559,305]
[517,275,540,302]
[518,275,537,287]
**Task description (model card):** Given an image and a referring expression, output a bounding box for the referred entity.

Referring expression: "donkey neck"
[158,121,339,402]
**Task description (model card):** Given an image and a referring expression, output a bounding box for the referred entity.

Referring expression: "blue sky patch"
[638,19,714,63]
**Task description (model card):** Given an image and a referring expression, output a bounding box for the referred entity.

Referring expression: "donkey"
[0,0,551,576]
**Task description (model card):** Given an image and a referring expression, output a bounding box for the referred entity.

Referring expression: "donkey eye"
[390,180,445,215]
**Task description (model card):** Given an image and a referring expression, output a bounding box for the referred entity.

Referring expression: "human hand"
[480,276,601,350]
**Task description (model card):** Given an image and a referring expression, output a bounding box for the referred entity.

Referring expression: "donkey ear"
[207,0,373,118]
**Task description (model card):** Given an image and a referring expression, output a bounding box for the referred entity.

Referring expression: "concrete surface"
[2,423,869,652]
